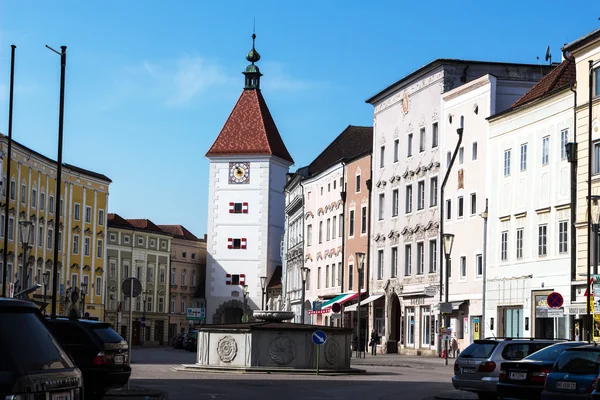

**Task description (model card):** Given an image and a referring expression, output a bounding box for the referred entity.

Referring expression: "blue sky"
[0,1,598,237]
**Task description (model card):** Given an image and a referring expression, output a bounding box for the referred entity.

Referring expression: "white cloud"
[259,61,318,92]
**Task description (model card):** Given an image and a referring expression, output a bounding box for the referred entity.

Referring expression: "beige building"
[0,135,110,320]
[105,214,172,346]
[564,28,600,341]
[157,225,206,340]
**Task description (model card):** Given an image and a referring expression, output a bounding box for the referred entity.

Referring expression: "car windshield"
[0,309,74,372]
[459,341,498,358]
[91,323,125,343]
[553,350,600,375]
[525,343,586,363]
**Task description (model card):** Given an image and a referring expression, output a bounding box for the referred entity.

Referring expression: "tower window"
[227,238,247,249]
[229,202,249,214]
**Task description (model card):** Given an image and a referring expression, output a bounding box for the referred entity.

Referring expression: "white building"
[486,59,575,339]
[282,167,309,322]
[366,59,550,355]
[204,37,294,323]
[441,74,542,351]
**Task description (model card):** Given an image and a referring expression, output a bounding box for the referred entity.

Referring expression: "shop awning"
[452,301,466,310]
[344,294,384,312]
[309,291,366,315]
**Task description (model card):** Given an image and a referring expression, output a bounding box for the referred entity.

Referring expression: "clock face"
[229,162,250,184]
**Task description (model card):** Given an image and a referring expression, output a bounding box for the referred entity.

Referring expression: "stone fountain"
[180,296,360,373]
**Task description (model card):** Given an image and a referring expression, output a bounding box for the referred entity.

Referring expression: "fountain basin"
[188,322,358,373]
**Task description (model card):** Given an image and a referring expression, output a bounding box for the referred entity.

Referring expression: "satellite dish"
[545,46,552,64]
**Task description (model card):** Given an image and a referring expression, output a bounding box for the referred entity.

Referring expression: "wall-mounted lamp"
[565,142,577,163]
[490,317,494,331]
[525,317,530,331]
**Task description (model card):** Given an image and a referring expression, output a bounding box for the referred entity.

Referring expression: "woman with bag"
[370,328,379,356]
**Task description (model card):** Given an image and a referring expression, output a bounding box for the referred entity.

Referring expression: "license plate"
[114,355,124,364]
[557,381,576,390]
[462,367,476,374]
[51,393,70,400]
[510,372,527,380]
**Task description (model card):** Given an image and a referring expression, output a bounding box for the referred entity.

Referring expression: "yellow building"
[564,29,600,341]
[0,134,111,320]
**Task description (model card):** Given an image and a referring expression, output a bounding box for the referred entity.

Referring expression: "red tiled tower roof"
[206,89,294,163]
[206,33,293,164]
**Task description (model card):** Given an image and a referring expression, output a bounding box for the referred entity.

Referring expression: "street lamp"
[81,280,88,318]
[18,220,33,296]
[300,266,310,324]
[355,252,365,359]
[442,233,455,366]
[587,196,600,341]
[43,271,51,315]
[260,276,267,310]
[141,291,147,345]
[242,285,249,323]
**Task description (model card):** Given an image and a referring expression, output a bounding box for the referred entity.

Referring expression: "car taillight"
[93,351,112,365]
[499,369,507,381]
[588,376,598,393]
[478,361,496,373]
[530,368,551,383]
[454,362,459,373]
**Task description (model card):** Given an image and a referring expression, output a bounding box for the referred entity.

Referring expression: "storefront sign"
[564,305,588,315]
[537,308,564,318]
[424,286,437,297]
[410,297,425,305]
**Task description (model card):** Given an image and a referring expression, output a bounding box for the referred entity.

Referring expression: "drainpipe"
[365,153,373,343]
[481,199,488,339]
[299,178,306,323]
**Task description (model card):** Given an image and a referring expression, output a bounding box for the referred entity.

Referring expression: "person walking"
[370,328,379,356]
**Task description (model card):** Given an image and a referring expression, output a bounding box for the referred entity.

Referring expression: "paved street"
[107,348,470,400]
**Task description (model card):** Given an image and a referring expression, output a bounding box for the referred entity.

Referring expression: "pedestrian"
[451,337,458,358]
[370,328,379,356]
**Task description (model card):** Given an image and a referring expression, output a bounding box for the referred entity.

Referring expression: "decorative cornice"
[95,266,104,273]
[71,263,81,270]
[535,207,551,215]
[72,225,81,233]
[83,264,91,271]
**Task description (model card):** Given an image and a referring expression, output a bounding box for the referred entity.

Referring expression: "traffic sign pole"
[316,345,320,375]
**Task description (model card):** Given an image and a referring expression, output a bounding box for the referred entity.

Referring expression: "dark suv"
[45,318,131,400]
[0,298,83,400]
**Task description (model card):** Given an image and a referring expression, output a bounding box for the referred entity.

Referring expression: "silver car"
[452,338,562,400]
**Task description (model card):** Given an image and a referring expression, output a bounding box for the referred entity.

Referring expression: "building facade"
[105,214,172,345]
[0,136,111,320]
[301,126,373,326]
[204,35,294,324]
[158,225,206,339]
[486,60,575,340]
[441,74,541,351]
[282,168,309,322]
[564,28,600,341]
[366,59,551,355]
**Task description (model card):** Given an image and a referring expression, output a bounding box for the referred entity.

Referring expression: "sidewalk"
[350,352,456,368]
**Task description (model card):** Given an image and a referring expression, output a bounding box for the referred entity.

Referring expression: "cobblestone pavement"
[104,347,476,400]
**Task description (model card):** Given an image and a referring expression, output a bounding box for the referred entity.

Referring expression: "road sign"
[538,308,564,318]
[122,278,142,298]
[312,301,322,311]
[312,330,327,345]
[200,308,206,319]
[331,302,341,313]
[441,328,452,341]
[186,307,204,321]
[547,292,564,308]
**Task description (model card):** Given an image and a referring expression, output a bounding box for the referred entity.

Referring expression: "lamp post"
[439,123,463,355]
[242,285,249,323]
[43,271,50,315]
[18,220,33,297]
[300,266,310,324]
[260,276,267,310]
[355,252,365,359]
[81,280,88,318]
[443,233,455,366]
[141,291,147,345]
[588,196,600,341]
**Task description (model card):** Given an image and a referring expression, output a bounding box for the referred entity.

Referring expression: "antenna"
[545,46,552,65]
[536,56,543,76]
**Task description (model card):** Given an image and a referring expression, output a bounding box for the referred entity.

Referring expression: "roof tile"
[157,224,201,241]
[206,89,294,163]
[511,60,576,109]
[308,125,373,176]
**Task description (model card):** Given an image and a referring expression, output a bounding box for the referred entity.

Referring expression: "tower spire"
[243,27,262,90]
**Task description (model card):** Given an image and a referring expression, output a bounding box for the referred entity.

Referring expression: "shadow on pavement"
[122,377,456,400]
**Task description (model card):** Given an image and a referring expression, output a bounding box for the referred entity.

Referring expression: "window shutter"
[227,238,233,249]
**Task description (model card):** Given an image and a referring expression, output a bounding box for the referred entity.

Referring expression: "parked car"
[498,341,589,399]
[172,334,184,349]
[541,344,600,399]
[453,338,562,400]
[185,330,198,352]
[0,298,84,400]
[45,317,131,400]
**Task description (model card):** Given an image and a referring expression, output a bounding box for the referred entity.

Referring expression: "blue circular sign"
[547,292,564,308]
[312,330,327,346]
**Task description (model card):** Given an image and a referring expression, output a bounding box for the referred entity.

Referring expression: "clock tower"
[204,33,294,324]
